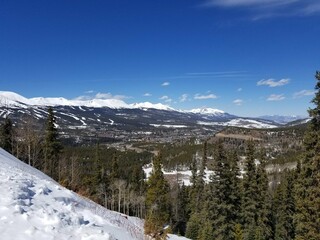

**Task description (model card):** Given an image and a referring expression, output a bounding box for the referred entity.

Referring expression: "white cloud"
[143,93,152,97]
[293,89,315,98]
[267,94,285,101]
[180,94,189,102]
[233,99,243,106]
[204,0,297,8]
[161,82,170,87]
[237,88,243,92]
[75,92,130,101]
[302,2,320,15]
[85,90,94,94]
[203,0,320,19]
[160,95,172,103]
[257,78,290,87]
[95,92,130,100]
[194,93,218,100]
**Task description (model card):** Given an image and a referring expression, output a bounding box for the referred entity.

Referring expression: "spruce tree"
[274,171,295,240]
[294,71,320,239]
[255,155,272,239]
[186,142,208,239]
[241,140,258,239]
[44,107,62,180]
[208,141,239,240]
[0,117,13,153]
[144,152,171,239]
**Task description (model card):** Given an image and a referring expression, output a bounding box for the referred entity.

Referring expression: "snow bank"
[0,148,144,240]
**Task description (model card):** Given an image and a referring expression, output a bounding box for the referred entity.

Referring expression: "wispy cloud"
[293,89,315,98]
[233,99,243,106]
[202,0,320,19]
[302,2,320,15]
[143,93,152,97]
[203,0,298,8]
[85,90,94,94]
[237,88,243,92]
[95,92,130,100]
[180,94,189,102]
[267,94,285,101]
[160,95,172,103]
[257,78,290,87]
[194,93,218,100]
[164,71,249,80]
[161,81,170,87]
[75,92,130,101]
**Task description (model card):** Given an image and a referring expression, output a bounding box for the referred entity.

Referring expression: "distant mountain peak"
[130,102,174,111]
[188,107,225,115]
[258,115,308,124]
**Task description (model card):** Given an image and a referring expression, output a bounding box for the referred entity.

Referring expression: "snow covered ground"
[0,148,189,240]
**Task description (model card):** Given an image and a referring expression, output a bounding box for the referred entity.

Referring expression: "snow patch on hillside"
[198,118,277,129]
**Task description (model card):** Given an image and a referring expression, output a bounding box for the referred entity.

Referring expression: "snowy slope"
[0,148,189,240]
[0,148,145,240]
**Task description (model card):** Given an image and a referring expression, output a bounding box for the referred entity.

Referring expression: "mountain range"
[0,91,309,141]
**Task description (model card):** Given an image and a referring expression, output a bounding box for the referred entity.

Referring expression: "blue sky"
[0,0,319,117]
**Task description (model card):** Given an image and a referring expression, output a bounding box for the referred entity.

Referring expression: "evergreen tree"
[93,142,108,204]
[229,150,242,226]
[208,141,239,240]
[110,153,120,181]
[186,142,209,239]
[241,140,258,239]
[0,117,13,153]
[44,107,62,180]
[144,152,171,239]
[294,71,320,239]
[185,212,201,239]
[255,155,272,239]
[274,171,295,240]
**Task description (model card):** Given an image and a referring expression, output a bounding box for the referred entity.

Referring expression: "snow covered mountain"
[0,91,171,110]
[0,148,188,240]
[258,115,308,124]
[188,107,226,116]
[0,91,282,135]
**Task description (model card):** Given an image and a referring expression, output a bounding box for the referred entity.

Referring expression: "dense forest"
[0,71,319,240]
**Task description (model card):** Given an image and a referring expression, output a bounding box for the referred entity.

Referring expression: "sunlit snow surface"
[0,148,145,240]
[0,148,189,240]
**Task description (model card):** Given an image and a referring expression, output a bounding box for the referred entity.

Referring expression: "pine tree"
[274,171,295,240]
[294,71,320,239]
[255,154,272,239]
[185,212,201,239]
[208,141,240,239]
[144,152,171,239]
[0,117,13,153]
[93,142,107,204]
[241,140,258,239]
[44,107,62,180]
[229,150,242,226]
[186,142,209,239]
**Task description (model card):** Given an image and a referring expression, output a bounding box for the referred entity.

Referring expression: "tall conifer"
[0,117,13,153]
[294,71,320,239]
[44,107,62,180]
[144,152,171,239]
